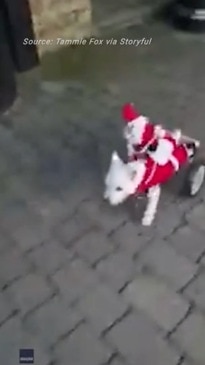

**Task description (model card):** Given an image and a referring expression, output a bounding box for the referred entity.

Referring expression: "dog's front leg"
[142,185,161,226]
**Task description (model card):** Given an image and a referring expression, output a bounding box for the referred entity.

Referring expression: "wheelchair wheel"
[183,161,205,196]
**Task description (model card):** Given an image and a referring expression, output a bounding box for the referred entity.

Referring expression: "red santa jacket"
[134,143,189,194]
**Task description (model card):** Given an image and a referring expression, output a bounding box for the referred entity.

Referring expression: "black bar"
[0,0,39,113]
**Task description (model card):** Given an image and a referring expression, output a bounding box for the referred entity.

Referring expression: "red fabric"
[163,133,178,147]
[136,144,189,194]
[122,103,140,122]
[129,123,157,154]
[131,131,179,161]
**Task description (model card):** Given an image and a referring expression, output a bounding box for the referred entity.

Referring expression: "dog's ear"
[112,151,120,161]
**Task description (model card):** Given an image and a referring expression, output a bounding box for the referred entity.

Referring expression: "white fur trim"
[169,155,179,171]
[144,163,157,185]
[148,139,174,165]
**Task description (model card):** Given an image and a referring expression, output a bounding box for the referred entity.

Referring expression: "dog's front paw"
[142,215,153,226]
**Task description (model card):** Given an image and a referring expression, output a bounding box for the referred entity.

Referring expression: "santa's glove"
[154,125,166,138]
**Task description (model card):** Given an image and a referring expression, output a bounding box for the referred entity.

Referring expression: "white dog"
[104,142,197,226]
[104,151,161,226]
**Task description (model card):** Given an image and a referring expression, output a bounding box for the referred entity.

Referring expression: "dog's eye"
[116,187,122,191]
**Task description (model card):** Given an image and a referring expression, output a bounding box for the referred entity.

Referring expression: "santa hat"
[122,103,157,148]
[121,103,140,123]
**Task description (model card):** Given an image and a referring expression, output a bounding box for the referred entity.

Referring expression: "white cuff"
[169,155,179,171]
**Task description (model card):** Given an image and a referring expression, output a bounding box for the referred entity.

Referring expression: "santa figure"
[121,102,182,172]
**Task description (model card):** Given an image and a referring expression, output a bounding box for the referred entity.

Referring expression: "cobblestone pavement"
[0,22,205,365]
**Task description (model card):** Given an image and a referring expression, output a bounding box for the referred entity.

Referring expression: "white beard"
[124,116,148,145]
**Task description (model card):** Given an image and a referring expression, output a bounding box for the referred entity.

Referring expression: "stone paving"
[0,21,205,365]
